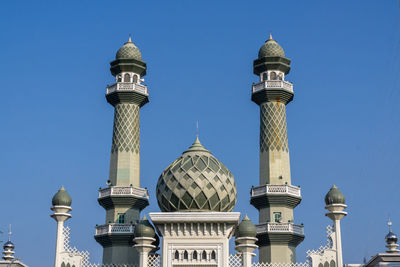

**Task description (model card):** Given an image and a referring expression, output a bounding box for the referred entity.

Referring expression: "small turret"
[325,185,346,206]
[385,220,400,254]
[235,215,258,267]
[237,215,257,238]
[2,225,15,261]
[52,185,72,207]
[133,215,157,267]
[134,215,156,238]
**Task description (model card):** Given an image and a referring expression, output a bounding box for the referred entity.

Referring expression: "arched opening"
[184,250,188,260]
[278,73,283,80]
[193,251,198,260]
[211,250,216,260]
[270,72,277,80]
[66,264,71,267]
[133,75,138,83]
[61,263,66,267]
[174,250,179,260]
[262,73,268,81]
[330,260,336,267]
[324,261,329,267]
[124,73,131,82]
[318,264,323,267]
[202,250,207,260]
[117,75,122,82]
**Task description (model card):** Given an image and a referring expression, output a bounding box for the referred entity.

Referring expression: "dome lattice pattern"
[258,36,285,58]
[156,138,237,212]
[116,37,142,60]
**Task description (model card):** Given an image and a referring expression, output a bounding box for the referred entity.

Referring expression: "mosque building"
[1,35,399,267]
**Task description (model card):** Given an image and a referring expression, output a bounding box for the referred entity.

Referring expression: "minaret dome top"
[116,35,142,61]
[258,33,285,58]
[52,186,72,206]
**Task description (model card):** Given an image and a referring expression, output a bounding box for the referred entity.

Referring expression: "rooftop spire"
[128,34,132,43]
[8,224,11,242]
[269,32,273,40]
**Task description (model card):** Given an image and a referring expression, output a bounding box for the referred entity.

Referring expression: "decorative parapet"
[252,80,293,94]
[95,223,135,236]
[106,82,148,96]
[251,262,309,267]
[251,185,301,198]
[98,186,149,200]
[256,222,304,236]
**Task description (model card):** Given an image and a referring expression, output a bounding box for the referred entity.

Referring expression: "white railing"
[252,261,309,267]
[251,184,301,198]
[256,222,304,236]
[252,80,293,94]
[95,223,135,236]
[106,82,148,96]
[98,186,149,199]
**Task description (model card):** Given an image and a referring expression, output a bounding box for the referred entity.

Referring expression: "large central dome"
[156,137,237,212]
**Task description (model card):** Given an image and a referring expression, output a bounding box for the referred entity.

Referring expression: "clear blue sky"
[0,1,399,266]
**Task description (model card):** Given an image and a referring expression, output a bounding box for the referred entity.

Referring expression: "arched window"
[193,251,198,260]
[174,250,179,260]
[66,264,71,267]
[117,75,122,82]
[211,250,216,260]
[318,264,323,267]
[270,72,277,80]
[278,73,283,80]
[262,73,268,81]
[61,263,66,267]
[202,250,207,260]
[124,73,131,82]
[184,250,188,260]
[324,261,329,267]
[133,75,138,84]
[330,260,336,267]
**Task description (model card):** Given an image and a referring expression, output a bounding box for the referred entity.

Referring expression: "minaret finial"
[269,32,273,40]
[128,34,132,43]
[388,217,393,232]
[8,224,12,241]
[196,120,199,138]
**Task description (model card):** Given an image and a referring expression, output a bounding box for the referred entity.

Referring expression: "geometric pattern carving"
[260,101,288,152]
[229,254,242,267]
[111,103,140,154]
[156,152,237,212]
[252,262,309,267]
[306,225,334,257]
[148,254,161,267]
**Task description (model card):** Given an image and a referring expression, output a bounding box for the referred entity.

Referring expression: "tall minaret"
[95,36,150,265]
[250,34,304,263]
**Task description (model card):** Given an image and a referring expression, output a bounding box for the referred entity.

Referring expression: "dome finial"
[269,32,273,41]
[128,34,132,43]
[8,224,12,242]
[389,217,393,232]
[196,120,199,138]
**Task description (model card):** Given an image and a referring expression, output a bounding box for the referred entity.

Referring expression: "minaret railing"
[251,184,301,198]
[256,222,304,236]
[95,223,135,236]
[106,82,148,95]
[252,80,293,94]
[98,186,149,199]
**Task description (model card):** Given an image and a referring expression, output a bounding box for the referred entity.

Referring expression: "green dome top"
[116,36,142,61]
[134,215,156,238]
[237,215,257,237]
[324,185,346,205]
[258,34,285,58]
[52,186,72,206]
[156,137,237,212]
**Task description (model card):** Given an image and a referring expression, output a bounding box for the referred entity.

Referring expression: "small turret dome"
[134,215,156,238]
[3,240,14,250]
[156,137,237,212]
[237,215,257,238]
[258,34,285,58]
[116,36,142,61]
[324,185,346,205]
[386,231,398,244]
[52,186,72,206]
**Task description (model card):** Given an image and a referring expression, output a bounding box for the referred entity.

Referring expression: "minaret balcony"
[95,223,135,236]
[256,222,304,236]
[250,184,302,209]
[252,80,293,94]
[94,223,136,247]
[106,82,148,96]
[256,222,305,246]
[251,80,294,105]
[98,186,149,210]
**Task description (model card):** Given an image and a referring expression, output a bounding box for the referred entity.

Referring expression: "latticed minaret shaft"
[250,35,304,264]
[95,36,150,266]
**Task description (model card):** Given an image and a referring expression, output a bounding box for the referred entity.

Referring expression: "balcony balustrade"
[98,186,149,200]
[252,80,293,94]
[251,184,301,198]
[106,82,148,96]
[95,223,134,236]
[256,222,304,236]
